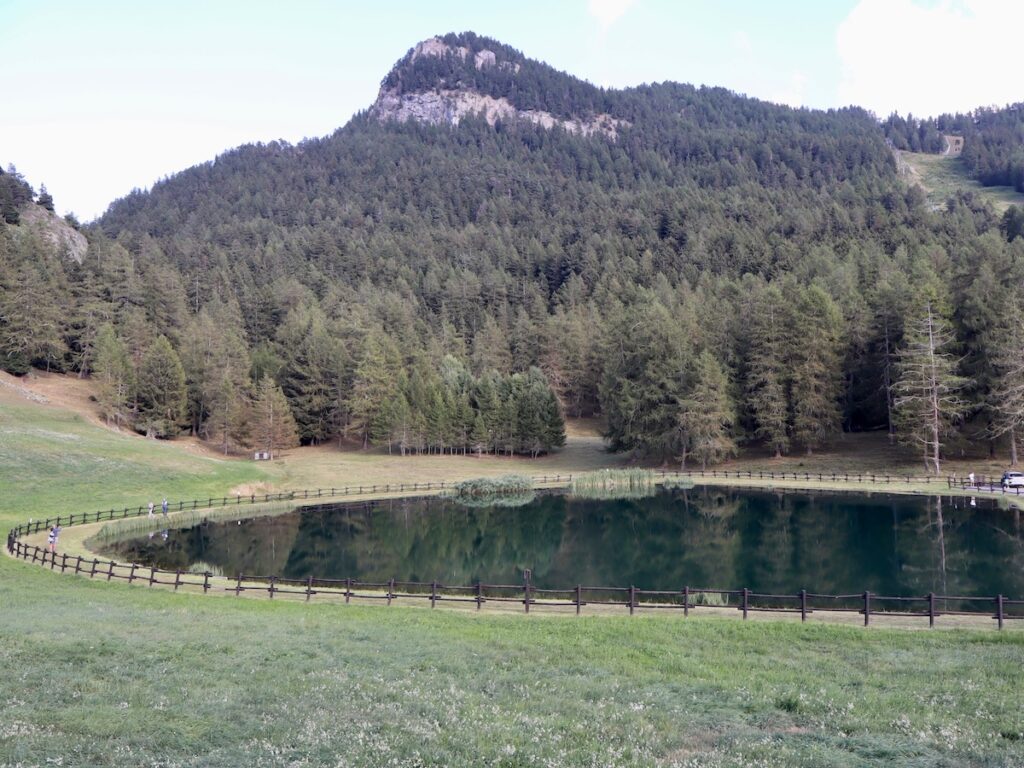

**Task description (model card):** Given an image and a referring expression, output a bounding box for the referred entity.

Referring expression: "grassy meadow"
[3,375,1024,766]
[899,151,1024,213]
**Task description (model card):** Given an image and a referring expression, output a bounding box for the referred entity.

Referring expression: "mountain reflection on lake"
[102,488,1024,597]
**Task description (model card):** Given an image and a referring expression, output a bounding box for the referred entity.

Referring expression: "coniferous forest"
[3,32,1024,471]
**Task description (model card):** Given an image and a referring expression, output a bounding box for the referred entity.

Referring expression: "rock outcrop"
[16,204,88,263]
[372,37,626,140]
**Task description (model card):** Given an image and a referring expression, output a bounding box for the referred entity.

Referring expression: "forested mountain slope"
[4,32,1024,470]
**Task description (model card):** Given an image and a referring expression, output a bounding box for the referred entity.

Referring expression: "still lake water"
[103,488,1024,597]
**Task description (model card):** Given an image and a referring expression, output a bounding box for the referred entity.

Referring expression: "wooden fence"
[6,473,1023,630]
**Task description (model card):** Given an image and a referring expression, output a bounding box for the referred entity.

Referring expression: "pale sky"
[2,0,1022,221]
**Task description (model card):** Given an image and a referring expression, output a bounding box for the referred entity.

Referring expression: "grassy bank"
[3,378,1024,765]
[2,569,1023,767]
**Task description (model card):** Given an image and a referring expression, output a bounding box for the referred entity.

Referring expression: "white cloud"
[770,70,809,108]
[837,0,1024,117]
[588,0,638,30]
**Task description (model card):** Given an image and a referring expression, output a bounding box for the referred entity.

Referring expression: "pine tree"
[207,371,252,455]
[0,258,68,374]
[988,300,1024,465]
[91,324,133,427]
[347,334,401,448]
[277,304,345,445]
[678,350,737,468]
[894,298,968,474]
[789,286,843,454]
[745,284,790,457]
[135,335,188,438]
[252,375,299,458]
[470,315,512,374]
[36,184,54,213]
[599,301,689,460]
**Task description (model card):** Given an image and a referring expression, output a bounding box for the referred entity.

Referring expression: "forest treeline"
[4,33,1024,471]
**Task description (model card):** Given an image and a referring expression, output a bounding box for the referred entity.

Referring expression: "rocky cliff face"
[16,204,88,263]
[370,37,626,140]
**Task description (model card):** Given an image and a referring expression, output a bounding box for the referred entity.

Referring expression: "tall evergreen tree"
[789,286,843,454]
[135,335,188,438]
[347,334,401,448]
[252,375,299,459]
[678,350,737,468]
[600,300,689,460]
[91,324,133,427]
[987,300,1024,465]
[894,297,968,474]
[745,284,790,457]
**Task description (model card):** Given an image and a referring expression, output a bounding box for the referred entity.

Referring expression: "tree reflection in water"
[104,488,1024,597]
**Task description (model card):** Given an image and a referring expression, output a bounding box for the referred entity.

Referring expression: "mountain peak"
[406,36,508,73]
[370,32,625,140]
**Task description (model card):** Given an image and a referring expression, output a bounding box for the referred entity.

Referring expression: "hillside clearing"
[899,150,1024,212]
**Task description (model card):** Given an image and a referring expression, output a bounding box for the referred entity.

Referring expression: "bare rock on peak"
[371,88,627,141]
[411,37,469,62]
[474,49,496,70]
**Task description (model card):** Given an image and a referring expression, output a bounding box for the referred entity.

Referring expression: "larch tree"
[347,333,401,448]
[91,323,133,427]
[987,300,1024,465]
[677,350,737,469]
[789,285,843,454]
[252,375,299,459]
[135,335,188,438]
[745,284,790,457]
[599,300,690,461]
[894,297,968,474]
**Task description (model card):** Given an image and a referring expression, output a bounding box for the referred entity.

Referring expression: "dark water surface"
[103,488,1024,597]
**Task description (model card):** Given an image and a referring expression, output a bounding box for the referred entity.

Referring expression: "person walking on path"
[161,498,169,518]
[148,501,155,518]
[968,471,976,488]
[47,524,61,553]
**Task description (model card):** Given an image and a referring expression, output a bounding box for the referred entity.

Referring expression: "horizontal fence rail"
[6,473,1024,630]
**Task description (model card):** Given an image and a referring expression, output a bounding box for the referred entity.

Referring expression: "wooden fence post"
[996,595,1005,630]
[575,584,582,615]
[128,563,137,584]
[387,578,394,606]
[268,575,277,599]
[928,592,936,627]
[476,582,483,611]
[800,589,807,622]
[345,578,352,604]
[629,585,636,616]
[741,588,749,620]
[235,573,243,597]
[305,575,314,602]
[173,570,182,591]
[203,572,211,593]
[430,581,437,609]
[683,586,689,617]
[863,591,871,626]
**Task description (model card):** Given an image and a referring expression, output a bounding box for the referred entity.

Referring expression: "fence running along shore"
[6,472,1024,630]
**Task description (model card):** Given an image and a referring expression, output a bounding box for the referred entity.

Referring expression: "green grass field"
[3,380,1024,766]
[899,151,1024,213]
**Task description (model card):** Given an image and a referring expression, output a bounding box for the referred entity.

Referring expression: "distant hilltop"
[370,34,627,140]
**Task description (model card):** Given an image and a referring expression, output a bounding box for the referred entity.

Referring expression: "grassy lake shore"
[3,376,1024,766]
